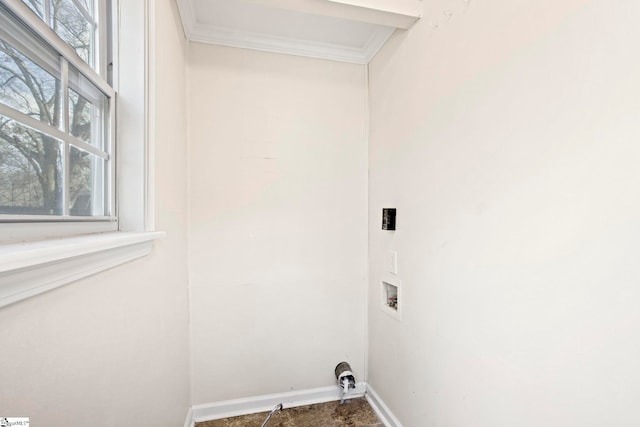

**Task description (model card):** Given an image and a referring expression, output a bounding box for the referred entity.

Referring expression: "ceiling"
[176,0,422,64]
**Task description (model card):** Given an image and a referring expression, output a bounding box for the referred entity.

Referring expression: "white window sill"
[0,231,165,308]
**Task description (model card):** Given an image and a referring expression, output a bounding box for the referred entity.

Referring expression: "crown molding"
[188,23,395,64]
[244,0,421,29]
[176,0,196,40]
[176,0,415,64]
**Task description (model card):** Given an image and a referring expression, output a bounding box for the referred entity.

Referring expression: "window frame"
[0,0,163,308]
[0,0,116,227]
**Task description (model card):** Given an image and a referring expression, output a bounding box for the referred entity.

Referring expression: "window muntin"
[0,0,112,221]
[22,0,98,70]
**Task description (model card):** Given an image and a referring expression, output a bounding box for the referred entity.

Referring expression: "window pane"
[77,0,93,17]
[50,0,94,67]
[69,146,105,216]
[22,0,44,19]
[0,2,112,221]
[0,115,63,215]
[69,82,106,150]
[0,39,60,127]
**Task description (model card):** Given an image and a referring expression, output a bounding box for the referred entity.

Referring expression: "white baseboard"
[183,407,194,427]
[365,384,403,427]
[186,382,401,426]
[192,382,367,423]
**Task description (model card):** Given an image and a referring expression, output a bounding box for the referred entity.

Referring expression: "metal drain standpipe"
[335,361,356,404]
[260,403,283,427]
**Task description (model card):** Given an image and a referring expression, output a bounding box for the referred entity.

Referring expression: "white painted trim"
[116,0,151,232]
[188,23,394,64]
[365,384,403,427]
[239,0,421,29]
[183,407,194,427]
[188,383,403,425]
[192,383,367,423]
[0,221,117,242]
[144,0,155,232]
[175,0,195,40]
[0,231,164,308]
[176,0,399,64]
[361,26,395,64]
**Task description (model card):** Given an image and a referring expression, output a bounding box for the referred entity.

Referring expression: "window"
[0,0,162,308]
[0,0,114,222]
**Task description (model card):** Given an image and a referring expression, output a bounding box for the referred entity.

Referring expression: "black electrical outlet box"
[382,208,396,230]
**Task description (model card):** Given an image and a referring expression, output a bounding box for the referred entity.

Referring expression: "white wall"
[367,0,640,426]
[187,43,368,404]
[0,1,190,425]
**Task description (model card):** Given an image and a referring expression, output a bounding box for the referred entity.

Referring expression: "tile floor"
[196,397,383,427]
